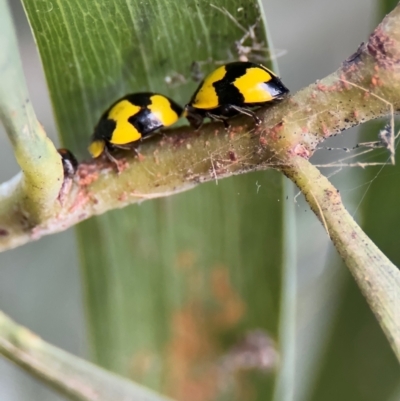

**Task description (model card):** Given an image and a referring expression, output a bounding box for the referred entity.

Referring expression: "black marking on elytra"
[128,108,163,138]
[213,62,248,106]
[93,118,116,141]
[123,92,153,108]
[265,78,289,99]
[168,98,184,117]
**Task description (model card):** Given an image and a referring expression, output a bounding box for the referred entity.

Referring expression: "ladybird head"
[183,104,204,130]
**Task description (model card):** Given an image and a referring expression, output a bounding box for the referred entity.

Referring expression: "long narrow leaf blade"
[23,1,286,399]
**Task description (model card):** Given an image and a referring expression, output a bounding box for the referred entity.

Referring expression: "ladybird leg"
[132,144,141,157]
[113,144,132,150]
[228,105,261,126]
[131,141,147,161]
[190,115,204,131]
[104,146,122,173]
[185,107,204,130]
[206,112,231,130]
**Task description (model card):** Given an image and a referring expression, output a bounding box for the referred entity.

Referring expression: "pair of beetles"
[88,61,289,163]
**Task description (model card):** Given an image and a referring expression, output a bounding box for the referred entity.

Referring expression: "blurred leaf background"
[0,1,399,401]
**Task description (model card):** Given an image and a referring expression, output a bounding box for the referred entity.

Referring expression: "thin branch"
[0,0,63,223]
[0,310,173,401]
[2,3,400,252]
[281,156,400,360]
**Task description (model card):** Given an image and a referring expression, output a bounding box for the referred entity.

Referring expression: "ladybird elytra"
[233,68,275,103]
[108,100,142,145]
[88,139,105,158]
[148,94,182,126]
[185,61,289,129]
[88,92,183,160]
[191,65,227,109]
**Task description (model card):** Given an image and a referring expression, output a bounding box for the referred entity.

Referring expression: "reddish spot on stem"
[368,25,400,68]
[322,123,330,137]
[340,74,350,90]
[137,153,145,162]
[228,151,237,161]
[292,144,310,159]
[269,122,284,141]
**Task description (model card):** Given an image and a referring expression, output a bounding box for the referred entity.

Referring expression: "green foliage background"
[22,0,286,399]
[0,0,399,400]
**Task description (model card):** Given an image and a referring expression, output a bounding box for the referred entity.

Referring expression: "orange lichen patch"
[268,122,284,141]
[371,74,382,86]
[77,163,100,186]
[343,63,358,74]
[211,267,245,329]
[165,304,218,401]
[316,81,339,92]
[176,250,197,270]
[68,189,90,214]
[117,192,128,202]
[79,172,99,187]
[259,136,267,147]
[165,264,247,401]
[172,307,213,360]
[316,82,328,91]
[368,25,400,68]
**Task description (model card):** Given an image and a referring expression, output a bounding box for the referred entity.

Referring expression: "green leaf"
[0,0,63,223]
[310,1,400,397]
[23,0,288,399]
[0,310,175,401]
[380,0,399,16]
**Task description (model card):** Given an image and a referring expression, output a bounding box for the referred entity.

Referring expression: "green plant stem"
[0,0,63,223]
[0,311,173,401]
[281,156,400,361]
[2,2,400,253]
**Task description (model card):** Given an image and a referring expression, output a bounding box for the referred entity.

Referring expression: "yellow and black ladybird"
[88,92,183,161]
[184,61,289,129]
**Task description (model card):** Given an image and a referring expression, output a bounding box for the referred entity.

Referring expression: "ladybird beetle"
[58,148,78,179]
[88,92,183,163]
[184,61,289,129]
[57,148,78,203]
